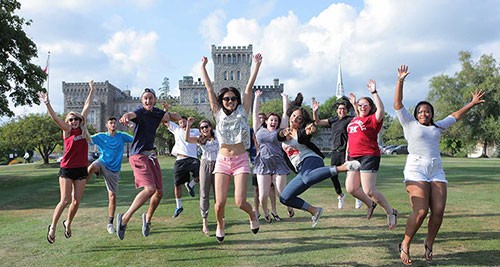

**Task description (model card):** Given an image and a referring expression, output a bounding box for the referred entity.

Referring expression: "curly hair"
[286,93,313,129]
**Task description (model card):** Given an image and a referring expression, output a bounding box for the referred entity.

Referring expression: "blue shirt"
[92,131,133,172]
[130,107,166,155]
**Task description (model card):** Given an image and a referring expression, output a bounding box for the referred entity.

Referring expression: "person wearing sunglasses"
[185,118,219,236]
[345,80,398,230]
[39,80,95,244]
[115,88,180,240]
[201,53,262,243]
[252,90,292,223]
[394,65,485,265]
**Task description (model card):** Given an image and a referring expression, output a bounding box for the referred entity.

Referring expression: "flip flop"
[62,220,72,238]
[399,243,412,265]
[47,225,55,244]
[424,242,433,262]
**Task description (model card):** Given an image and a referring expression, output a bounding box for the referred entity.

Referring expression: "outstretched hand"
[398,65,410,81]
[201,56,208,67]
[471,89,486,106]
[312,100,320,112]
[253,53,263,64]
[255,90,262,97]
[367,79,377,93]
[38,92,49,104]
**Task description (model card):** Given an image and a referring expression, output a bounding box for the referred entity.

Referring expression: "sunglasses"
[200,125,210,130]
[358,103,370,108]
[222,96,237,102]
[68,117,81,122]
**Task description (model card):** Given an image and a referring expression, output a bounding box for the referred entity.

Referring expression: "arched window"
[230,71,234,80]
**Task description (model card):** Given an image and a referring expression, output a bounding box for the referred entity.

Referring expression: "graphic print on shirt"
[282,143,299,157]
[347,119,367,134]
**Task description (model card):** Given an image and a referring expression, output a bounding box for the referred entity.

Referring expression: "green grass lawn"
[0,156,498,267]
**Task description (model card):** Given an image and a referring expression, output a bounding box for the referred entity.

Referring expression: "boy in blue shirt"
[87,117,133,234]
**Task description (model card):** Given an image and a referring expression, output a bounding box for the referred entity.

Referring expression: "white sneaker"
[107,223,115,234]
[337,194,346,209]
[355,198,363,209]
[344,160,361,171]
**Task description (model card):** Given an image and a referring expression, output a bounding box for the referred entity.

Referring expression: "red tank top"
[60,128,88,168]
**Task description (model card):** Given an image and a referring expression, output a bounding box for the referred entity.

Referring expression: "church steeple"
[335,58,344,98]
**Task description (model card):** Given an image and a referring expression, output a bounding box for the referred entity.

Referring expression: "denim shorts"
[403,154,447,183]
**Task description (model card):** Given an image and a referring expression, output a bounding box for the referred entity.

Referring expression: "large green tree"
[427,51,500,157]
[0,113,61,164]
[0,0,47,117]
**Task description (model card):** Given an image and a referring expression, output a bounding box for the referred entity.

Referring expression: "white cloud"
[200,10,227,45]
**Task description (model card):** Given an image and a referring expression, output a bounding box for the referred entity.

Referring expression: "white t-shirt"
[395,107,456,159]
[168,121,199,159]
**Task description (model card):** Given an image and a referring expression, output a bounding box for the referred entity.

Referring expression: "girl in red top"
[39,80,95,244]
[346,79,398,230]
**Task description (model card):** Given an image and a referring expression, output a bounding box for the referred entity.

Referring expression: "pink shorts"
[129,154,163,190]
[213,152,251,176]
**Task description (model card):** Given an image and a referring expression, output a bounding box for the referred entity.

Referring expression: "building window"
[230,71,234,80]
[237,71,241,80]
[194,92,199,104]
[224,71,228,80]
[200,92,206,103]
[89,110,96,125]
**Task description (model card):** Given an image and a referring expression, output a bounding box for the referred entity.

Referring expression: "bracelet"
[371,91,377,94]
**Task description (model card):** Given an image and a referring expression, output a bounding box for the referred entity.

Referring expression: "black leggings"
[329,151,345,195]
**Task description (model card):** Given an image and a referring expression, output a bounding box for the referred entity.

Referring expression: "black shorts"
[58,167,88,180]
[348,155,380,173]
[173,157,200,186]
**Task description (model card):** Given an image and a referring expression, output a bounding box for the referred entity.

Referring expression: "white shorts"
[403,154,447,183]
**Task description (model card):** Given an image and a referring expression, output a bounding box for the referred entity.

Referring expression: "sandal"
[287,208,295,218]
[271,212,281,222]
[388,209,398,229]
[424,242,433,262]
[47,225,55,244]
[399,243,412,265]
[62,220,72,238]
[367,201,377,219]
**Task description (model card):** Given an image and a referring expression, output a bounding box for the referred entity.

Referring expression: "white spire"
[335,59,344,98]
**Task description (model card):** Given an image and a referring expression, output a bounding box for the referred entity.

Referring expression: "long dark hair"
[198,119,215,145]
[217,87,241,115]
[357,97,377,116]
[414,101,439,127]
[286,93,313,129]
[262,112,282,129]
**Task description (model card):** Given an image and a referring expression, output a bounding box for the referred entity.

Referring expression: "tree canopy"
[0,0,47,117]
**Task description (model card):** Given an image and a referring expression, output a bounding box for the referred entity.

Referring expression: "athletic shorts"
[348,155,380,173]
[59,167,88,180]
[213,152,251,176]
[403,154,447,183]
[129,153,163,190]
[173,157,200,186]
[91,159,120,193]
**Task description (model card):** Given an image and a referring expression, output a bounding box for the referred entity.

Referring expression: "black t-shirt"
[327,115,354,151]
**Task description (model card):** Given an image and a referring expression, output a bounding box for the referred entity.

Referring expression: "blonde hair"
[65,112,92,143]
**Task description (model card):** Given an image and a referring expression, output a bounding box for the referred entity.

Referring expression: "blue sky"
[8,0,500,119]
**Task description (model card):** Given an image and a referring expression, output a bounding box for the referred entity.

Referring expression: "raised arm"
[38,92,71,132]
[119,111,136,127]
[367,79,384,122]
[252,90,262,131]
[394,65,410,110]
[312,100,330,126]
[185,117,198,143]
[349,92,359,117]
[243,53,263,114]
[160,101,181,124]
[450,89,485,121]
[280,92,289,128]
[81,80,96,119]
[201,56,218,117]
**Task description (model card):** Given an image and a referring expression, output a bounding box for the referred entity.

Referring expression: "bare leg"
[345,171,372,205]
[425,181,447,261]
[108,191,116,219]
[400,181,430,265]
[121,186,156,225]
[269,183,277,214]
[214,173,230,237]
[233,173,257,220]
[65,179,87,231]
[145,190,163,222]
[257,174,272,217]
[49,177,73,238]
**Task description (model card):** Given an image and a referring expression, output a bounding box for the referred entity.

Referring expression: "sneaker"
[116,213,126,240]
[344,160,361,171]
[107,223,115,234]
[337,194,346,209]
[185,182,195,197]
[172,207,184,218]
[142,213,151,237]
[355,198,363,209]
[311,207,324,228]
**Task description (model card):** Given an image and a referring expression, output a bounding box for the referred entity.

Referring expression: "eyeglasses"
[358,103,369,108]
[222,96,237,102]
[200,125,210,130]
[68,117,81,122]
